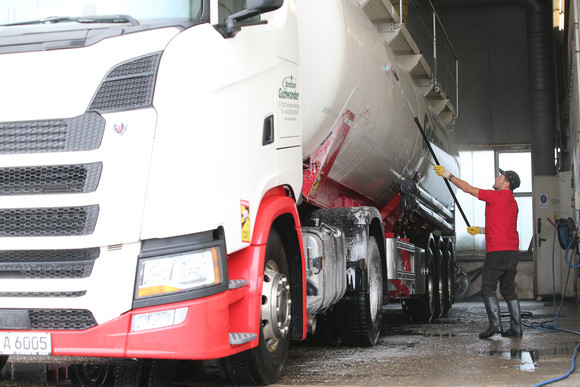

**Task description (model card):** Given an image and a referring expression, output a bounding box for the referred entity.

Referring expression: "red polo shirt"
[478,189,519,252]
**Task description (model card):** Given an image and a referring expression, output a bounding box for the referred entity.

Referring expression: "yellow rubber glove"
[433,165,450,179]
[467,226,480,236]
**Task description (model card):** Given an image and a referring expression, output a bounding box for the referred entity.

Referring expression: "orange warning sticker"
[241,200,250,243]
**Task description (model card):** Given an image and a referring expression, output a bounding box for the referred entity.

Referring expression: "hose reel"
[556,217,577,251]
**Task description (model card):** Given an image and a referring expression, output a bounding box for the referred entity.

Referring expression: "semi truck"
[0,0,459,385]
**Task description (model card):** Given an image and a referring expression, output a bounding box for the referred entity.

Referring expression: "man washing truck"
[0,0,460,385]
[434,165,522,338]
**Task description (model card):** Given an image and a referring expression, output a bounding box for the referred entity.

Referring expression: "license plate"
[0,332,51,355]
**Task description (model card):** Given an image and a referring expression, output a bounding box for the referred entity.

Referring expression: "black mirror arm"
[217,9,260,38]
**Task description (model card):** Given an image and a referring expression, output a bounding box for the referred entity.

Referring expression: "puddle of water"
[519,351,536,372]
[537,341,580,356]
[488,342,580,372]
[490,350,537,371]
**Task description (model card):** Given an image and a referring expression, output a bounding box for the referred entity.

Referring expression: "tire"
[113,360,176,387]
[407,234,437,323]
[219,228,291,385]
[441,238,455,315]
[113,361,146,387]
[147,360,178,386]
[336,236,383,347]
[71,364,111,386]
[308,309,341,346]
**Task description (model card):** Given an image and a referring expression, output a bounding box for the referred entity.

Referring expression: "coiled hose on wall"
[532,218,580,387]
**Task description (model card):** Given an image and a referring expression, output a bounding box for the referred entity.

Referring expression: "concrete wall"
[407,2,532,147]
[456,253,534,301]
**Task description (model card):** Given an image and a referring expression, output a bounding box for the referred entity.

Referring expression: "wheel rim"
[261,260,292,352]
[74,364,110,384]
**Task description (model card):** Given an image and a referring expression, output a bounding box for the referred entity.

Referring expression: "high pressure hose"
[530,218,580,387]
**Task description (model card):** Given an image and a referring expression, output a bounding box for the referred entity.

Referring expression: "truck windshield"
[1,0,204,29]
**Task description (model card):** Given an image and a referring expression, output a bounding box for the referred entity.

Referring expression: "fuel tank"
[297,0,459,208]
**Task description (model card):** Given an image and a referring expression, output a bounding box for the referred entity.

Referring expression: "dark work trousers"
[481,250,520,300]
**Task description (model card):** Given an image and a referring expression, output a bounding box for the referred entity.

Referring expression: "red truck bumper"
[49,286,255,360]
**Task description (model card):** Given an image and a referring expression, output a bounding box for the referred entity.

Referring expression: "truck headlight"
[133,230,228,309]
[136,247,221,298]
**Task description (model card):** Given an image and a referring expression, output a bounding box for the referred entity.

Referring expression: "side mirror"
[247,0,284,13]
[218,0,284,38]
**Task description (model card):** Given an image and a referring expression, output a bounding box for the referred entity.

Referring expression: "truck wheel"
[407,234,437,323]
[146,360,178,386]
[219,228,291,385]
[112,360,176,387]
[441,238,455,315]
[308,309,341,346]
[71,363,111,386]
[113,361,145,387]
[336,236,382,346]
[454,265,470,301]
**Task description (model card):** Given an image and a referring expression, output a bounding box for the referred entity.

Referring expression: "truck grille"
[0,55,160,333]
[0,309,97,330]
[30,309,97,330]
[0,163,102,196]
[0,291,86,298]
[89,52,161,113]
[29,309,97,330]
[0,112,105,154]
[0,206,99,237]
[0,263,93,279]
[0,248,99,279]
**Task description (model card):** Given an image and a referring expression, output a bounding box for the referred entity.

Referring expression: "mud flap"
[346,259,368,292]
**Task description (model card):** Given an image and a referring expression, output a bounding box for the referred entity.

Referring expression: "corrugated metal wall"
[408,3,531,146]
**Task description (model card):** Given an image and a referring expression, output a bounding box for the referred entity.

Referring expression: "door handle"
[539,237,546,247]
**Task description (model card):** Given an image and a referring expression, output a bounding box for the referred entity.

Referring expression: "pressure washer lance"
[389,64,471,228]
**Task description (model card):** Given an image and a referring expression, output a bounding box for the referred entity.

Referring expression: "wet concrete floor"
[273,300,580,387]
[1,300,579,386]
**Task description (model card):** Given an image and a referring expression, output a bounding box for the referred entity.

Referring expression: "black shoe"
[501,299,522,337]
[480,296,503,339]
[479,326,501,339]
[501,328,522,337]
